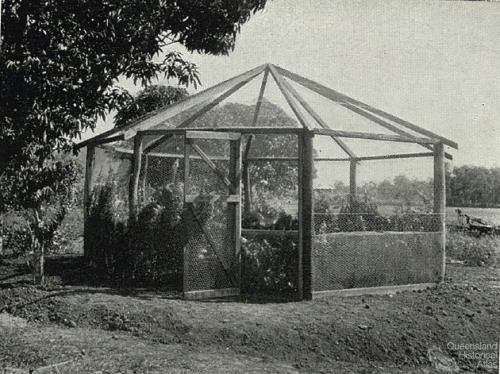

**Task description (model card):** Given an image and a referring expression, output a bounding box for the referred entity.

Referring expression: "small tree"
[2,155,80,284]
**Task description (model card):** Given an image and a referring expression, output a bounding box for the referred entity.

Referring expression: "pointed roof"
[79,63,457,159]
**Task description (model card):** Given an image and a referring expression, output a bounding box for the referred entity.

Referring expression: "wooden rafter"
[77,64,267,148]
[268,64,310,129]
[340,103,453,160]
[243,68,270,214]
[281,75,356,158]
[274,65,458,149]
[143,68,263,153]
[252,68,269,127]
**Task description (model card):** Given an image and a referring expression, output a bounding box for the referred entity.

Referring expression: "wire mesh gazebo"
[79,63,457,300]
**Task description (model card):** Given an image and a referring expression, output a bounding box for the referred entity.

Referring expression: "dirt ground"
[0,255,499,373]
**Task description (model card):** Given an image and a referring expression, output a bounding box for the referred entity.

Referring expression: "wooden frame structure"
[80,64,457,300]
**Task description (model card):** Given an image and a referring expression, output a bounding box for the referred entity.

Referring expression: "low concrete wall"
[312,231,443,291]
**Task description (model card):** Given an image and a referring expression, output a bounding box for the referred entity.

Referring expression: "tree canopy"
[0,0,268,177]
[446,165,500,208]
[114,85,188,128]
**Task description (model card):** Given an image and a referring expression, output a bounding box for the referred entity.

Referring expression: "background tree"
[446,165,500,208]
[114,85,188,128]
[1,158,80,283]
[0,0,268,180]
[1,0,267,282]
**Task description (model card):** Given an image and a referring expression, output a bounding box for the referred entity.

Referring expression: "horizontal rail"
[99,146,434,163]
[313,128,436,144]
[138,127,303,136]
[186,130,241,141]
[242,229,299,238]
[354,152,435,161]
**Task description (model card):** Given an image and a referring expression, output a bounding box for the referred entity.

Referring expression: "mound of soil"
[1,255,499,373]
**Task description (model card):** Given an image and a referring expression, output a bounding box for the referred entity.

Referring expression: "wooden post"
[298,130,313,300]
[228,138,242,287]
[433,142,446,281]
[129,135,143,222]
[140,155,148,203]
[242,136,253,215]
[83,145,95,261]
[349,159,357,202]
[183,138,191,203]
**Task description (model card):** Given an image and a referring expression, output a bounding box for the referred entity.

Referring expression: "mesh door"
[183,137,239,294]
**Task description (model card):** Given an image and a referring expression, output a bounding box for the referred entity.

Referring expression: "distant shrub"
[446,232,499,267]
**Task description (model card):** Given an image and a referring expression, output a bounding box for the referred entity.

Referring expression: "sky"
[83,0,500,184]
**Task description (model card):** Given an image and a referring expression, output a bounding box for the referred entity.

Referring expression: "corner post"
[433,142,446,281]
[229,137,242,287]
[83,144,95,261]
[349,159,357,202]
[129,134,144,222]
[299,130,313,300]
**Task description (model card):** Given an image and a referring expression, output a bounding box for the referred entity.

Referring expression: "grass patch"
[446,231,500,267]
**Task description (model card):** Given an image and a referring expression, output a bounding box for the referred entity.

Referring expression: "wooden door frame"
[182,131,242,299]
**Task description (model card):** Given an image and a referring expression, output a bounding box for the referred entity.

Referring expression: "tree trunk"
[32,208,45,285]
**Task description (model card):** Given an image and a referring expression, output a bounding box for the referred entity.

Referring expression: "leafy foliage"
[0,0,268,177]
[446,165,500,208]
[86,182,221,286]
[447,231,499,267]
[114,85,188,128]
[0,158,80,283]
[242,236,298,294]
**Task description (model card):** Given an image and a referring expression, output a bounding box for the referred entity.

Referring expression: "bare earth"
[0,256,499,373]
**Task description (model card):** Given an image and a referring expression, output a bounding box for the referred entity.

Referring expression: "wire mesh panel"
[85,145,131,275]
[241,133,300,295]
[311,139,443,292]
[183,137,239,296]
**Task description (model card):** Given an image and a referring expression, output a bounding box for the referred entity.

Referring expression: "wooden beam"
[349,160,357,199]
[313,128,436,144]
[185,194,239,203]
[83,145,95,262]
[433,142,446,282]
[144,68,263,153]
[229,137,242,286]
[79,65,266,147]
[241,229,299,239]
[129,135,143,221]
[139,127,302,136]
[109,150,434,163]
[312,283,436,298]
[275,66,458,149]
[76,134,124,149]
[354,152,434,161]
[299,131,314,300]
[280,74,356,158]
[122,65,265,139]
[252,69,269,127]
[186,130,241,141]
[184,288,239,300]
[183,138,191,203]
[268,64,311,129]
[190,142,233,189]
[341,104,453,160]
